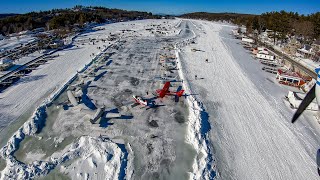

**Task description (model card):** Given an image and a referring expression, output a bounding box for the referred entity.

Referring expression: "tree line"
[0,6,159,35]
[181,11,320,42]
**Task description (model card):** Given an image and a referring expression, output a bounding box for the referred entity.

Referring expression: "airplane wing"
[105,112,121,118]
[80,108,96,116]
[67,90,79,107]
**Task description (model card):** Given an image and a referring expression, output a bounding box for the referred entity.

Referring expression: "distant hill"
[0,13,20,19]
[181,11,320,40]
[0,6,160,35]
[180,12,255,24]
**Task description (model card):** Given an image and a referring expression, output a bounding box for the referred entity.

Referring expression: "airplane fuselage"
[133,95,148,106]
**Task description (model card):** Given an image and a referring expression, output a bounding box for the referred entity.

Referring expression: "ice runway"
[180,20,319,179]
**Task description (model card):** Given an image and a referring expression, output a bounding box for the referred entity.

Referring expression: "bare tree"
[292,20,314,44]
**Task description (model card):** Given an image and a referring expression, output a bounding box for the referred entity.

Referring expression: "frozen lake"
[0,19,204,179]
[180,20,320,179]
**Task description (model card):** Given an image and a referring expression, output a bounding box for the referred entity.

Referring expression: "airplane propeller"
[291,84,316,123]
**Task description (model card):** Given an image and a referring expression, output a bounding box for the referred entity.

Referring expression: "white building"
[297,44,314,59]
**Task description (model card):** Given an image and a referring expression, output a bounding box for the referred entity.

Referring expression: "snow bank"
[172,21,216,179]
[0,104,46,157]
[175,48,216,179]
[57,136,123,180]
[1,136,123,180]
[125,143,135,180]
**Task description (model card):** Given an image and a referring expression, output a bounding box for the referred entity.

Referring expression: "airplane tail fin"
[176,90,184,97]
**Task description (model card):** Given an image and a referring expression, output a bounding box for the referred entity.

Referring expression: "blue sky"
[1,0,319,15]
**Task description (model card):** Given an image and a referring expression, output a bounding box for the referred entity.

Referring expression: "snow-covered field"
[179,19,320,179]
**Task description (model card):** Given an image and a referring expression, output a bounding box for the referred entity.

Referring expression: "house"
[0,58,13,71]
[297,44,314,59]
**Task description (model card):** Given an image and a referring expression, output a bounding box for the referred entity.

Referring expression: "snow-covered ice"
[179,19,320,179]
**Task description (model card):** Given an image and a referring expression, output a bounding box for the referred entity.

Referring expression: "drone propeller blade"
[292,84,316,123]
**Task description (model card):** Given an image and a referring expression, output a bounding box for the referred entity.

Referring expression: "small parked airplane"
[66,89,121,123]
[155,81,185,100]
[132,95,156,108]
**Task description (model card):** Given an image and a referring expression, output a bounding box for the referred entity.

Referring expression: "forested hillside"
[181,11,320,40]
[0,6,159,35]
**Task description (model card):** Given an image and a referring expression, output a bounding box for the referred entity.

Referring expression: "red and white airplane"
[156,81,185,99]
[132,95,156,108]
[132,95,148,106]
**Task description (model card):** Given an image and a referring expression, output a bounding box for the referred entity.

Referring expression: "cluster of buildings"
[235,31,313,87]
[232,27,320,63]
[234,28,318,112]
[259,30,320,62]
